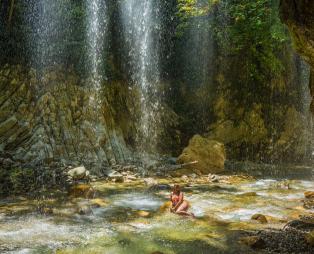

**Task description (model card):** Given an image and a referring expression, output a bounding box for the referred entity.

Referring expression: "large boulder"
[177,135,226,174]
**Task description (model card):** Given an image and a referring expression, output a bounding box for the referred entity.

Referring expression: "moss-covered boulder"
[177,135,225,174]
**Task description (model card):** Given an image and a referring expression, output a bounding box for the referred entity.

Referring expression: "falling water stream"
[86,0,107,92]
[26,0,68,73]
[120,0,161,153]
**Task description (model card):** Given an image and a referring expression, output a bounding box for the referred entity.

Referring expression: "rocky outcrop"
[0,65,135,173]
[280,1,314,111]
[280,1,314,67]
[177,135,226,174]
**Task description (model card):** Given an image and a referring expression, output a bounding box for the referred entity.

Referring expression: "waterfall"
[26,0,68,72]
[120,0,161,153]
[86,0,108,92]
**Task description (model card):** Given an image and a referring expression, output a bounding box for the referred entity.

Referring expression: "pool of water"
[0,177,313,254]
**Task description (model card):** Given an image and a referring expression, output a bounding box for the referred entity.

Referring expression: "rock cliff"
[0,65,135,173]
[280,0,314,111]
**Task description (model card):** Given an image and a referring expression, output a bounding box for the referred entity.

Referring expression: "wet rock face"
[280,0,314,68]
[0,65,132,172]
[177,135,226,174]
[280,1,314,112]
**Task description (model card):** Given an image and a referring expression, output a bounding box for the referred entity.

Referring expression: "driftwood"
[158,161,198,172]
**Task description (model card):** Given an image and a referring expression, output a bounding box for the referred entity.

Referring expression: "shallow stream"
[0,176,313,254]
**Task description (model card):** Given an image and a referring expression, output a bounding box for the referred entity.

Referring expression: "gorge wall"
[280,0,314,111]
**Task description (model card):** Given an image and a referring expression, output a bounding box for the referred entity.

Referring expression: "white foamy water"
[120,0,161,151]
[112,193,163,211]
[1,178,313,253]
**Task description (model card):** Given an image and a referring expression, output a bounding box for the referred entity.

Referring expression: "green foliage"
[9,168,36,194]
[218,0,287,77]
[0,167,36,196]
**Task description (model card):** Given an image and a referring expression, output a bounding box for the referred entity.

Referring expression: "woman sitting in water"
[170,184,194,217]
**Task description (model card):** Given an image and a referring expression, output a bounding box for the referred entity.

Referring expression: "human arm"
[173,192,184,211]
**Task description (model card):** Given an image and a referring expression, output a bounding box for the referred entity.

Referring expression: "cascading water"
[86,0,107,93]
[26,0,68,73]
[120,0,161,154]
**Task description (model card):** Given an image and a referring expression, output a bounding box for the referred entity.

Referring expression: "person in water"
[170,184,194,217]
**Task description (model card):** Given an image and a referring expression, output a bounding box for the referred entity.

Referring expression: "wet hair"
[173,184,181,194]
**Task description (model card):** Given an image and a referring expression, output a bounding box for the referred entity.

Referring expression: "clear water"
[0,178,313,254]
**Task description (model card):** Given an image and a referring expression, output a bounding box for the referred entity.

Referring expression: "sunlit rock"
[90,198,107,208]
[177,135,225,175]
[158,201,172,213]
[67,166,89,181]
[103,170,124,183]
[144,177,158,187]
[251,214,268,224]
[137,211,150,217]
[304,191,314,199]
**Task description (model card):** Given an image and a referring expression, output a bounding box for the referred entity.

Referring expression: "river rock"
[300,215,314,225]
[303,199,314,209]
[251,214,268,224]
[137,211,150,217]
[208,174,219,183]
[103,169,124,183]
[67,166,90,181]
[177,135,226,175]
[304,191,314,199]
[143,177,158,187]
[159,201,172,213]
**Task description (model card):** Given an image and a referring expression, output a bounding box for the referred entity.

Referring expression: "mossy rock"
[177,135,226,174]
